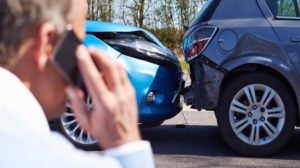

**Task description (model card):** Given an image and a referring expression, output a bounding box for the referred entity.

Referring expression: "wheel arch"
[219,57,300,126]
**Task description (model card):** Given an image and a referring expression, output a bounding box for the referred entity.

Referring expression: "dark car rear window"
[189,0,220,27]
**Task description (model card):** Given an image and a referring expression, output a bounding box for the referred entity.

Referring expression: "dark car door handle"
[290,36,300,43]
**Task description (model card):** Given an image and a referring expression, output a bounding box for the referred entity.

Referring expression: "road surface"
[140,106,300,168]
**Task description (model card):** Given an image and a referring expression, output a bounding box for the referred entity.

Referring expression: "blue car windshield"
[189,0,220,27]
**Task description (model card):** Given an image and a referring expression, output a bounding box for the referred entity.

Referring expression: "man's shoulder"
[0,131,122,168]
[0,67,27,100]
[0,67,49,134]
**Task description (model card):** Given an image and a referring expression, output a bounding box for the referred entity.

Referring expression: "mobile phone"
[53,28,83,86]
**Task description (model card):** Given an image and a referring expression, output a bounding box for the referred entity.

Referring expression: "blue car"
[52,21,183,149]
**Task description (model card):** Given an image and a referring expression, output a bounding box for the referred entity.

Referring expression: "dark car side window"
[265,0,300,18]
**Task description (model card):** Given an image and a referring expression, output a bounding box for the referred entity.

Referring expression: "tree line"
[87,0,207,56]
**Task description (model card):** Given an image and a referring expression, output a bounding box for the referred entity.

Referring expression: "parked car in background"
[182,0,300,156]
[52,21,183,150]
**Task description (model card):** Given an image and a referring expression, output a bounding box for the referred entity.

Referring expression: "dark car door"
[263,0,300,73]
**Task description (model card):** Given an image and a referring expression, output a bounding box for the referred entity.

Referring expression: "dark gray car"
[182,0,300,156]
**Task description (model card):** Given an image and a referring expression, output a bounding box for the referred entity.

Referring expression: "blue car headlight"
[107,39,180,67]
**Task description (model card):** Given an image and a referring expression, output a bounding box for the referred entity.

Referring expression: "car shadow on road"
[141,125,300,160]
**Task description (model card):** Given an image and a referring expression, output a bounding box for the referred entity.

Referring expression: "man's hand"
[66,45,141,149]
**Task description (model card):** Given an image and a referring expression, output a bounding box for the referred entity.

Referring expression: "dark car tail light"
[187,38,210,58]
[183,26,218,62]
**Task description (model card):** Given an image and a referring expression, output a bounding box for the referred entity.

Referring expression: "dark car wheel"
[216,72,296,156]
[52,96,100,151]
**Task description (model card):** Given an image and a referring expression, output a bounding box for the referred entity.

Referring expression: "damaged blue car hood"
[86,20,164,48]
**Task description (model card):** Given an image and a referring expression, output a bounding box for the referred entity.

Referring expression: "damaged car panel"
[185,58,225,110]
[183,0,300,156]
[84,34,121,59]
[86,21,165,48]
[86,21,183,123]
[52,21,183,150]
[105,37,180,67]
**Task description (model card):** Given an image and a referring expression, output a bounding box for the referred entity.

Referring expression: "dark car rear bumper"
[184,57,226,110]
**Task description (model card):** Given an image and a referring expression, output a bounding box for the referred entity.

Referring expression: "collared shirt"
[0,67,154,168]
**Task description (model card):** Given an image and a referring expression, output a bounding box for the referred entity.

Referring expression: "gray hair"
[0,0,78,68]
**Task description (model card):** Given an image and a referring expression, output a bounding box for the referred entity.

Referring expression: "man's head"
[0,0,87,119]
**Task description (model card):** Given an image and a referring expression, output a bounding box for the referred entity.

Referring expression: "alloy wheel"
[229,84,285,146]
[60,96,97,145]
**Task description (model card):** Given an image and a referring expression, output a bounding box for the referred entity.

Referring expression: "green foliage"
[180,59,190,72]
[151,28,183,51]
[277,0,299,17]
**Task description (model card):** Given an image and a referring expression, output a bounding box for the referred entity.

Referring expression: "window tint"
[265,0,300,18]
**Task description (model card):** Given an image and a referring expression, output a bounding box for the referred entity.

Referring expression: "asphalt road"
[140,106,300,168]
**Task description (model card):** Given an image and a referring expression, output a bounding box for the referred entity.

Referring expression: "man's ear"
[31,22,57,70]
